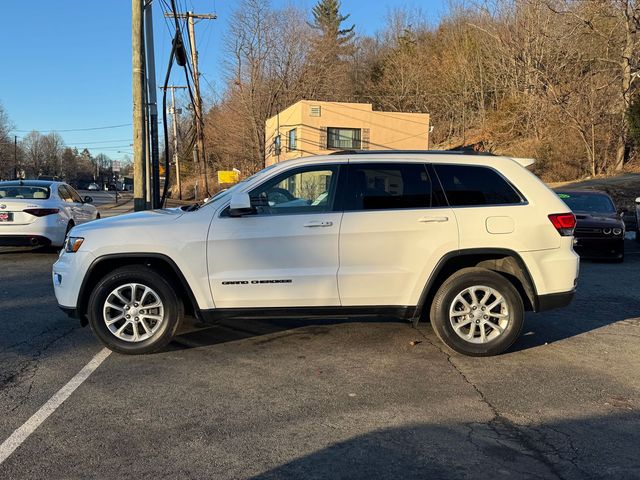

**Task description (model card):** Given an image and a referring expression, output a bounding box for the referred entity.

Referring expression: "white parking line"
[0,348,111,465]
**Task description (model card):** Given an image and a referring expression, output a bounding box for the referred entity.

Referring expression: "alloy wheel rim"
[449,285,510,344]
[103,283,165,343]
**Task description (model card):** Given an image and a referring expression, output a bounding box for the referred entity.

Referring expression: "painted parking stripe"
[0,348,111,465]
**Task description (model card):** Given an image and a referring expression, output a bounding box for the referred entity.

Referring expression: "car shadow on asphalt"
[0,246,58,255]
[167,316,408,352]
[169,241,640,356]
[247,412,640,479]
[510,241,640,353]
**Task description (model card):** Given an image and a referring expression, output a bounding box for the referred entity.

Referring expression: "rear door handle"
[418,216,449,223]
[303,221,333,228]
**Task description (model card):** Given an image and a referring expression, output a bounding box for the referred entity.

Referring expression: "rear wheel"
[430,267,524,357]
[88,266,183,354]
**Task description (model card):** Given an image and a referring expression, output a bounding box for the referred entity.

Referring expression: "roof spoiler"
[511,157,535,168]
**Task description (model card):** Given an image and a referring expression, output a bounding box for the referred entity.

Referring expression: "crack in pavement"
[0,325,79,413]
[413,324,589,480]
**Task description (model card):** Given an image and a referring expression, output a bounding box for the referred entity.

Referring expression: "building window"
[274,135,281,155]
[327,127,361,150]
[288,129,297,151]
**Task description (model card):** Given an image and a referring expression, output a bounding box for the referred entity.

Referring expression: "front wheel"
[88,266,183,354]
[429,267,524,357]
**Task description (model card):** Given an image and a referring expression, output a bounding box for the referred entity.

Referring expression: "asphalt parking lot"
[1,242,639,479]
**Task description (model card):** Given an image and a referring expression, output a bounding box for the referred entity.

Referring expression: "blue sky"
[0,0,446,160]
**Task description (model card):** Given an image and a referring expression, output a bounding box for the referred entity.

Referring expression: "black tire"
[96,213,101,220]
[429,267,524,357]
[635,229,640,243]
[87,266,183,354]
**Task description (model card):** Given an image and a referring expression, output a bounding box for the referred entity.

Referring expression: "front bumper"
[573,236,624,259]
[52,249,95,313]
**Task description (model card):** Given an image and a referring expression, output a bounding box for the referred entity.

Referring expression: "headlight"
[613,228,623,236]
[64,236,84,253]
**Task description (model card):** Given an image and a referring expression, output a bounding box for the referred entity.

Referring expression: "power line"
[58,139,134,145]
[10,123,133,133]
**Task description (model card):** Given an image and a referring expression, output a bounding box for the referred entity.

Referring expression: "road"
[80,190,134,218]
[0,243,639,479]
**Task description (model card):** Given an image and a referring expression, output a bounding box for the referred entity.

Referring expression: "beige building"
[265,100,430,166]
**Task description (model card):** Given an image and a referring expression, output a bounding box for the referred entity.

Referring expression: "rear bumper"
[536,290,575,312]
[0,216,67,246]
[0,235,52,247]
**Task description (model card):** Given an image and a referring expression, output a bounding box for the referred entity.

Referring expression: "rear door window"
[67,186,84,203]
[58,185,73,202]
[433,164,523,206]
[342,163,440,211]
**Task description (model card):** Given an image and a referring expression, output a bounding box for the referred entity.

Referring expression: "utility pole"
[160,85,187,200]
[132,0,147,211]
[144,1,160,209]
[14,136,18,179]
[164,10,215,200]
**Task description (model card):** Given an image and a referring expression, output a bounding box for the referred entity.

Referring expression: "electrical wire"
[11,123,132,133]
[161,0,210,203]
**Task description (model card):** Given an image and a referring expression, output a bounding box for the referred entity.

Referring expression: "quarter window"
[327,127,361,150]
[250,165,338,215]
[343,163,438,211]
[433,164,523,206]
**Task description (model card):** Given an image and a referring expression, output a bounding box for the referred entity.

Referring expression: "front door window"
[250,166,338,215]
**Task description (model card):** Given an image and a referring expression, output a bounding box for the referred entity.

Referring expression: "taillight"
[548,213,576,236]
[23,208,59,217]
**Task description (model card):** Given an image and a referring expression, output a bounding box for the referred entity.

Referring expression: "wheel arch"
[76,253,200,326]
[416,248,539,322]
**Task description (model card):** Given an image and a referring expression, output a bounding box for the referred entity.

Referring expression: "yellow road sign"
[218,170,240,184]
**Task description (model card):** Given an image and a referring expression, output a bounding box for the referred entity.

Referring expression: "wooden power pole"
[164,10,215,200]
[132,0,147,211]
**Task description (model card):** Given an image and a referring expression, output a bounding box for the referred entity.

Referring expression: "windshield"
[0,185,51,200]
[558,192,615,214]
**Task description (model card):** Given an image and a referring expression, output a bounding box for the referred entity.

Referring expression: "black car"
[556,190,625,262]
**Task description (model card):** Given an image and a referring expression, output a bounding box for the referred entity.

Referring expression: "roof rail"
[329,149,496,156]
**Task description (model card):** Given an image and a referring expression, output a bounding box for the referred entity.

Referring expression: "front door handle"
[303,221,333,228]
[418,216,449,223]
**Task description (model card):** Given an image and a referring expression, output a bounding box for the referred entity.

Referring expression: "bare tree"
[0,103,15,179]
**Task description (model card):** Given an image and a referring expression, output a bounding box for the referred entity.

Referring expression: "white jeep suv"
[53,151,579,356]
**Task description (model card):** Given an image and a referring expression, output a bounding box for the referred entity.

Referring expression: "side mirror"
[84,196,93,204]
[229,192,254,217]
